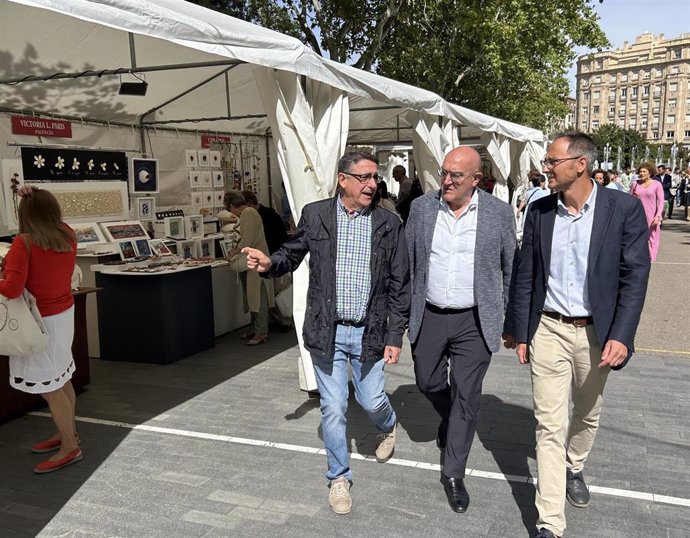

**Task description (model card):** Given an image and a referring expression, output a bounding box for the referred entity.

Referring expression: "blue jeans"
[311,324,396,482]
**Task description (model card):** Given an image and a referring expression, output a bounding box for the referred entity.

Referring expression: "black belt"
[425,303,474,315]
[337,320,365,327]
[542,310,593,327]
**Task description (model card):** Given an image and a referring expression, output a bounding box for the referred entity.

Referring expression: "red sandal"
[34,447,83,474]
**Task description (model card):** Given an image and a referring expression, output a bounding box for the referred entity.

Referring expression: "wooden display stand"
[0,287,98,423]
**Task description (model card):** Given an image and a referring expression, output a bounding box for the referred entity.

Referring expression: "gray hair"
[337,151,378,174]
[553,131,598,175]
[223,190,245,209]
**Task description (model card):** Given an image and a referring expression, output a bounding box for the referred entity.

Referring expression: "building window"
[666,131,674,139]
[631,72,639,81]
[610,74,617,82]
[595,60,603,70]
[669,82,678,92]
[592,120,599,129]
[667,115,675,124]
[620,88,627,98]
[685,130,690,138]
[686,113,690,122]
[670,66,679,74]
[653,117,660,127]
[621,74,628,82]
[643,85,650,95]
[673,49,682,59]
[629,119,637,128]
[593,91,600,100]
[669,98,677,109]
[652,132,659,139]
[593,105,600,114]
[644,70,651,79]
[609,106,616,114]
[632,87,638,97]
[594,76,601,84]
[641,119,648,128]
[619,120,625,128]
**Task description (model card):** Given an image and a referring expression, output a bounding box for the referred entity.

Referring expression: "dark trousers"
[667,196,675,219]
[412,303,491,479]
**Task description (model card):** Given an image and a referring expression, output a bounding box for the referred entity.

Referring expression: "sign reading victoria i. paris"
[20,147,128,182]
[12,115,72,138]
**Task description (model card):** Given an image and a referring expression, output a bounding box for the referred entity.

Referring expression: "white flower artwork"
[72,158,80,170]
[33,155,45,168]
[55,156,65,169]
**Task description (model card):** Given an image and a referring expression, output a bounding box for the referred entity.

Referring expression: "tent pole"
[0,60,244,85]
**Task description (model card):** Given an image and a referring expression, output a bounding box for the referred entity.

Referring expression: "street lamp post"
[671,143,678,172]
[604,143,611,171]
[631,146,637,169]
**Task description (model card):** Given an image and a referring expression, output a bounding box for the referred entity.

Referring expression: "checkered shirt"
[335,196,372,323]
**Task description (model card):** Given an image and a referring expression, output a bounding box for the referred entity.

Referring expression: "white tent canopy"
[1,0,546,391]
[1,0,545,192]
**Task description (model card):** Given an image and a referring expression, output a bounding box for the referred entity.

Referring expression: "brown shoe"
[328,477,352,514]
[239,331,255,340]
[375,423,396,462]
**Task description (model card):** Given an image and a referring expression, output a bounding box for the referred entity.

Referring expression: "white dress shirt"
[426,190,478,309]
[544,181,598,317]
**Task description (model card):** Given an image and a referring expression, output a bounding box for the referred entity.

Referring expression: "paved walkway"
[0,215,688,537]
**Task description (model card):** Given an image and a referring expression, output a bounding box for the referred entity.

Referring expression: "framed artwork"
[166,241,178,255]
[214,190,225,207]
[219,239,235,258]
[131,158,159,194]
[178,240,197,259]
[189,171,201,188]
[197,238,215,259]
[34,181,129,223]
[198,150,210,168]
[1,159,24,231]
[149,238,173,256]
[117,240,137,261]
[134,238,153,257]
[210,150,221,167]
[185,150,198,168]
[191,192,203,207]
[202,191,214,207]
[100,220,149,242]
[200,171,212,187]
[70,222,107,246]
[136,197,156,220]
[185,215,204,238]
[213,171,224,188]
[164,216,185,240]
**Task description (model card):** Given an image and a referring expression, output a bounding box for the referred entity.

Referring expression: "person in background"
[373,180,400,218]
[392,165,413,209]
[242,190,288,254]
[241,152,409,515]
[604,171,625,191]
[506,132,650,538]
[224,190,274,345]
[592,169,605,185]
[632,163,665,262]
[654,164,673,219]
[619,166,632,191]
[0,186,81,474]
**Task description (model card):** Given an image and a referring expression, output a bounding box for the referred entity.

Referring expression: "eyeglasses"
[438,168,478,183]
[344,172,382,183]
[540,156,583,169]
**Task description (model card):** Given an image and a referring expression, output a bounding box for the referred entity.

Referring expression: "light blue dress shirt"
[544,181,598,317]
[426,190,478,309]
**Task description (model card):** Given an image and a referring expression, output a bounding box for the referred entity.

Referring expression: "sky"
[566,0,690,96]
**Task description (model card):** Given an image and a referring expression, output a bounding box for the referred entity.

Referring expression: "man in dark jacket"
[654,164,674,218]
[242,152,410,515]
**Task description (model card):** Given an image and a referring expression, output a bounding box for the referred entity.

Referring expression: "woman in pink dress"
[630,162,664,261]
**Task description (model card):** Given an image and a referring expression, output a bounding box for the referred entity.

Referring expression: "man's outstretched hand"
[241,247,272,272]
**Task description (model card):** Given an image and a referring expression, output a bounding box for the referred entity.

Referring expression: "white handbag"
[0,289,49,356]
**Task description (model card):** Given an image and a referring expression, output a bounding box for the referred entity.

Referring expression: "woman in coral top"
[0,187,81,473]
[630,162,664,262]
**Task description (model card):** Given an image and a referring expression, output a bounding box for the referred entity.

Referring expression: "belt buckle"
[573,318,587,328]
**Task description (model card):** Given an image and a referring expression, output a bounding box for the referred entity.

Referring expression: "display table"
[95,265,214,364]
[0,287,98,423]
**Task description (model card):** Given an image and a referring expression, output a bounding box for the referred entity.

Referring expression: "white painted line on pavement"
[636,347,690,356]
[29,411,690,509]
[651,262,690,265]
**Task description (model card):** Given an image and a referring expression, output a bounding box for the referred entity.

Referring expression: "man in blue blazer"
[505,132,650,538]
[406,146,517,514]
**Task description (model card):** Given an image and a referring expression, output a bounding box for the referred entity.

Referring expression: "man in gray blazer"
[406,146,517,513]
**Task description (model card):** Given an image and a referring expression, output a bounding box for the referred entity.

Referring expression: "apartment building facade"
[576,32,690,145]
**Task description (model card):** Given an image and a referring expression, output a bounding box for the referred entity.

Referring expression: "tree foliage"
[185,1,609,130]
[589,124,649,168]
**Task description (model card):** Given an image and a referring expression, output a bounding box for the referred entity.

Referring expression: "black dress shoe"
[442,477,469,513]
[436,420,448,449]
[566,470,590,508]
[535,527,560,538]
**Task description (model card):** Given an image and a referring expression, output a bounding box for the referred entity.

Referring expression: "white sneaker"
[375,423,396,462]
[328,476,352,514]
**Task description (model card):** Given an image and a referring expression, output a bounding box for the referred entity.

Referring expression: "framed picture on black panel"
[131,158,159,193]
